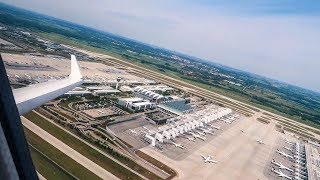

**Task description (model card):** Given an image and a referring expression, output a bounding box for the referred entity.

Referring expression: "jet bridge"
[155,133,164,143]
[145,106,233,146]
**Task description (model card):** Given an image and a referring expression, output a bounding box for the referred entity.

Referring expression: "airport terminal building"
[118,97,155,112]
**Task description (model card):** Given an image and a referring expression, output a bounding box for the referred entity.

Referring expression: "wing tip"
[69,54,82,80]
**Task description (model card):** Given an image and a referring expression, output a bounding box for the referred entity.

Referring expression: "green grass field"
[24,111,144,180]
[31,108,163,179]
[24,128,100,180]
[29,146,75,180]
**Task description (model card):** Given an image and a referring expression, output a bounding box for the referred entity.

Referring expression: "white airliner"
[276,149,293,159]
[271,168,292,180]
[223,119,232,124]
[206,127,213,131]
[203,130,214,135]
[210,125,220,130]
[97,110,105,114]
[13,55,83,115]
[256,139,265,144]
[187,137,196,142]
[24,74,31,79]
[201,155,218,163]
[129,129,138,135]
[172,142,185,149]
[197,131,206,136]
[283,146,293,152]
[271,159,294,172]
[284,139,294,145]
[191,133,206,141]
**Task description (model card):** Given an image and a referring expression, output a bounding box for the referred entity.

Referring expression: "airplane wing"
[200,154,207,160]
[207,159,218,163]
[13,55,83,115]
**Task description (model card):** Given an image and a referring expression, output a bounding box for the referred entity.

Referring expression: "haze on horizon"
[2,0,320,92]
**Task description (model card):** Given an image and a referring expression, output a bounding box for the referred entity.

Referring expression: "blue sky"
[187,0,320,15]
[2,0,320,92]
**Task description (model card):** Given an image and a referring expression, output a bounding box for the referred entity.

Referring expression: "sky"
[2,0,320,92]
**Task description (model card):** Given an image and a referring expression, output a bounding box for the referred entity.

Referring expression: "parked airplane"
[271,159,294,172]
[271,168,292,180]
[24,74,31,79]
[284,139,294,145]
[191,133,206,141]
[129,129,138,135]
[97,110,105,114]
[206,127,213,131]
[210,125,220,130]
[201,155,218,163]
[283,146,293,152]
[276,149,294,159]
[197,131,206,136]
[241,129,245,133]
[202,130,214,135]
[223,119,232,124]
[256,139,265,144]
[172,142,185,149]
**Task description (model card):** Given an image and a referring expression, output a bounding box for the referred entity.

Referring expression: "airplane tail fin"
[69,55,82,80]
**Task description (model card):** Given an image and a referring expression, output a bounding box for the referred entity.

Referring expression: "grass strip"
[36,108,163,179]
[136,150,177,180]
[24,128,100,180]
[24,111,143,180]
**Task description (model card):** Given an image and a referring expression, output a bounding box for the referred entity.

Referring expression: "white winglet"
[13,55,84,115]
[69,55,82,80]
